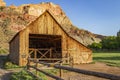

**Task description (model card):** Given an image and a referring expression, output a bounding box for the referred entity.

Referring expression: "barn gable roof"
[9,10,91,50]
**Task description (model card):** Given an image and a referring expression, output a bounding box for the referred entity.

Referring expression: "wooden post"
[50,48,52,58]
[34,49,37,60]
[70,56,73,68]
[27,57,30,70]
[67,53,70,64]
[59,62,62,78]
[35,49,38,77]
[71,56,74,68]
[50,48,52,63]
[35,59,38,77]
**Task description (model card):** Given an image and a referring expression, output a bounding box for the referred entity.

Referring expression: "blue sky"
[4,0,120,36]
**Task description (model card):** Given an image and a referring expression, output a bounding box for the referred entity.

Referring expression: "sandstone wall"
[0,0,6,6]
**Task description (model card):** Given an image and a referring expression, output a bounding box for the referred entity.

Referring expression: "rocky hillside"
[0,1,104,53]
[0,0,6,6]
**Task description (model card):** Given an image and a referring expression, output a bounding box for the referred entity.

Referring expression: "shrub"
[88,42,102,50]
[4,61,20,69]
[0,6,5,11]
[10,70,34,80]
[10,70,48,80]
[0,48,8,54]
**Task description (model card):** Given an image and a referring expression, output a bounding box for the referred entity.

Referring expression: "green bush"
[38,72,47,80]
[0,48,8,54]
[4,61,20,69]
[10,70,48,80]
[88,42,102,50]
[0,6,5,11]
[10,70,34,80]
[45,69,59,75]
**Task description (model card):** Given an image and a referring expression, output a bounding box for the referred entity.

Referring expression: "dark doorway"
[29,34,62,60]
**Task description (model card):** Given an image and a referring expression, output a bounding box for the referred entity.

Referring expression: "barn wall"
[18,11,92,66]
[19,29,29,66]
[67,37,92,64]
[9,34,20,65]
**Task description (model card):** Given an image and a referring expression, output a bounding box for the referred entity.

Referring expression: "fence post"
[70,56,73,68]
[27,57,30,70]
[59,62,62,78]
[35,59,38,77]
[50,48,52,58]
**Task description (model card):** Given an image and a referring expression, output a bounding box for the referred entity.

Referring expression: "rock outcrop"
[0,0,6,6]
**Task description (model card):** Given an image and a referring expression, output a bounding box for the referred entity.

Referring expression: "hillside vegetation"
[88,30,120,52]
[0,6,36,53]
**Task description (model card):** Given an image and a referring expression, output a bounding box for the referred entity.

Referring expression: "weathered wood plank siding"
[19,29,29,66]
[67,37,92,64]
[9,34,20,65]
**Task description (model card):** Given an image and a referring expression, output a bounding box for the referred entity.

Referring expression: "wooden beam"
[29,35,61,39]
[39,61,120,80]
[29,58,63,61]
[29,65,64,80]
[50,38,61,41]
[40,49,50,58]
[29,48,51,50]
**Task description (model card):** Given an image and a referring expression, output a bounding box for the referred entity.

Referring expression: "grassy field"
[93,53,120,67]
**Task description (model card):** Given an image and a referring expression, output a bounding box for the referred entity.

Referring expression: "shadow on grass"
[1,72,13,80]
[0,55,8,69]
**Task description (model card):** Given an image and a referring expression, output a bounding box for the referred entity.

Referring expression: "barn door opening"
[29,34,62,61]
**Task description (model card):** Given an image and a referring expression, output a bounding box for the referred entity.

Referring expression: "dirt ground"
[61,62,120,80]
[74,62,120,76]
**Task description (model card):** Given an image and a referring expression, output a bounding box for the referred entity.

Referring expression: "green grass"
[44,69,59,74]
[4,61,21,69]
[93,53,120,67]
[10,70,35,80]
[0,48,8,54]
[10,69,60,80]
[10,70,52,80]
[1,56,21,69]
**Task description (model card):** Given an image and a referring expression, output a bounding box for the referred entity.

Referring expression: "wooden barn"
[9,10,92,66]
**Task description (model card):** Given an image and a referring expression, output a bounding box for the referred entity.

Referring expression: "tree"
[88,30,120,51]
[101,36,119,50]
[117,30,120,49]
[88,42,102,50]
[117,30,120,37]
